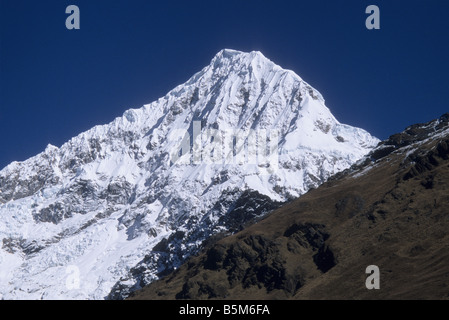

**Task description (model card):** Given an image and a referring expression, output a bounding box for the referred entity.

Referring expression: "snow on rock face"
[0,49,379,299]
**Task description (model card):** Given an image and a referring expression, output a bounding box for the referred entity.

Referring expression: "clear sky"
[1,0,448,169]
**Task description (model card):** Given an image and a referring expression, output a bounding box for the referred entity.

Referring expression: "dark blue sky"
[1,0,448,169]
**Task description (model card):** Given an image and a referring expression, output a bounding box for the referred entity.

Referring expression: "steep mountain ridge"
[130,114,449,300]
[0,49,378,299]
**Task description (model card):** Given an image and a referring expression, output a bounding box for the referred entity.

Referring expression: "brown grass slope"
[129,115,449,300]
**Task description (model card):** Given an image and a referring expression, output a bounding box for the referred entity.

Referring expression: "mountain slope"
[129,114,449,300]
[0,49,378,300]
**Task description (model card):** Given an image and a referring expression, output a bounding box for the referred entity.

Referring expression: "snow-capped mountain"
[0,49,379,300]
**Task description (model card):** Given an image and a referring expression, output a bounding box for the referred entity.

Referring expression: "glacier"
[0,49,380,299]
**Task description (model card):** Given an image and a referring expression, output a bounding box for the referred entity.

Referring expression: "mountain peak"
[213,48,266,61]
[207,48,279,78]
[0,49,379,300]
